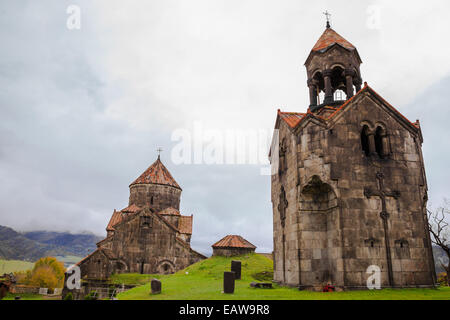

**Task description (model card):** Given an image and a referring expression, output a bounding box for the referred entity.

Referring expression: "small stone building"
[72,156,206,283]
[270,23,436,290]
[212,235,256,257]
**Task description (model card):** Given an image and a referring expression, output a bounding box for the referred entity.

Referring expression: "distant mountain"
[0,225,102,262]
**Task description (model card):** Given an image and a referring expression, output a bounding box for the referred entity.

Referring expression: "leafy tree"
[30,266,59,289]
[14,270,32,284]
[32,257,65,280]
[17,257,66,290]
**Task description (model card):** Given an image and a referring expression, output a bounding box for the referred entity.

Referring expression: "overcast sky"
[1,1,449,255]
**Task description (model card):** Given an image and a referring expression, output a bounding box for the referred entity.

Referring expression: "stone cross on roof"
[323,10,331,28]
[157,147,163,159]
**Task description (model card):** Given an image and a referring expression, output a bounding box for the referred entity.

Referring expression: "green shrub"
[63,292,73,300]
[437,272,448,286]
[84,290,98,300]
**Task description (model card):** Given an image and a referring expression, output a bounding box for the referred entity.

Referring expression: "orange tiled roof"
[312,27,355,52]
[121,204,141,213]
[106,210,122,232]
[278,84,419,131]
[178,215,193,235]
[212,235,256,249]
[106,205,141,231]
[130,157,181,190]
[158,207,181,216]
[278,111,306,128]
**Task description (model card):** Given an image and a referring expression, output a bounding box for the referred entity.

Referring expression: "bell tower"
[305,22,363,111]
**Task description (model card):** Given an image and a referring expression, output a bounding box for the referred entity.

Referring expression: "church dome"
[130,156,181,190]
[128,156,182,212]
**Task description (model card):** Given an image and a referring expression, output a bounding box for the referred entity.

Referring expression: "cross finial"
[157,147,163,159]
[323,10,331,28]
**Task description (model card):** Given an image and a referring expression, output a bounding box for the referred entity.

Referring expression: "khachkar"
[72,155,206,283]
[269,22,436,290]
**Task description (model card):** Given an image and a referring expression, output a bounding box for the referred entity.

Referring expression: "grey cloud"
[1,1,449,256]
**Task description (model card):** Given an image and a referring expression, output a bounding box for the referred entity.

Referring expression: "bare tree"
[427,200,450,286]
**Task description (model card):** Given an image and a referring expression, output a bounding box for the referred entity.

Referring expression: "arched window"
[318,91,325,104]
[278,186,288,227]
[395,239,410,259]
[361,125,370,156]
[374,126,385,158]
[334,89,347,101]
[365,238,379,248]
[278,138,287,175]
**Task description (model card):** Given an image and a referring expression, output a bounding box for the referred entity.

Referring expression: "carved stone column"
[323,69,333,104]
[307,79,318,108]
[344,69,355,98]
[368,133,377,156]
[355,78,362,92]
[381,132,390,158]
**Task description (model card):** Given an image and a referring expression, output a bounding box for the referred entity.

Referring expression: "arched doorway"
[298,175,340,288]
[156,260,175,274]
[114,260,128,274]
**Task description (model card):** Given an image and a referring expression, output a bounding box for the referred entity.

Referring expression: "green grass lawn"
[117,253,450,300]
[0,259,34,274]
[2,293,43,300]
[110,273,163,286]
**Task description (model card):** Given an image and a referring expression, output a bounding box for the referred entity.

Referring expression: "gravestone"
[39,288,48,295]
[53,288,62,295]
[231,261,241,280]
[223,271,235,294]
[151,279,161,294]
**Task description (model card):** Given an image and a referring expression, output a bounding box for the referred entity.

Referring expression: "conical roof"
[311,27,356,52]
[130,157,181,189]
[212,235,256,249]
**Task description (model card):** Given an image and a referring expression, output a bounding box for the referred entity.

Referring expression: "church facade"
[74,156,206,282]
[270,24,436,290]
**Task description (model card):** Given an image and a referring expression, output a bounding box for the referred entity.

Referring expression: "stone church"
[270,23,436,290]
[74,156,206,281]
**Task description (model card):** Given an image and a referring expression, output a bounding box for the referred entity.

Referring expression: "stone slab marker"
[39,288,48,295]
[223,271,235,294]
[151,279,161,294]
[231,261,241,280]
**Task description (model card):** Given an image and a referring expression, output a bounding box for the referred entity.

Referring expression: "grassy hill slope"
[117,253,450,300]
[0,259,34,274]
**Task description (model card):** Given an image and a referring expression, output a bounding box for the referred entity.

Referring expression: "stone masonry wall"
[129,184,181,212]
[79,210,204,280]
[272,91,435,290]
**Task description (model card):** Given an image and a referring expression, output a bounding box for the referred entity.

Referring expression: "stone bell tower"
[305,24,363,111]
[270,20,436,291]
